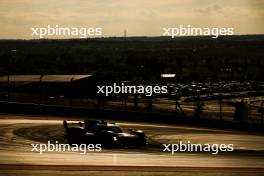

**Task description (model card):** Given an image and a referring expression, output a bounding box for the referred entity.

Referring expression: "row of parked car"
[167,81,264,101]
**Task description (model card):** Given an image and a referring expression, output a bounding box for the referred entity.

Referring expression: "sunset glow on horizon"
[0,0,263,39]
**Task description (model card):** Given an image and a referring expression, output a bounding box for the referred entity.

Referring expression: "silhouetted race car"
[63,120,146,148]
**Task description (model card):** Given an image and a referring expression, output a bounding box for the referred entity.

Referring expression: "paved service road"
[0,114,263,176]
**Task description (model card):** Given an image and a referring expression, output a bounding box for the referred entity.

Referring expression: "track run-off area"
[0,114,264,175]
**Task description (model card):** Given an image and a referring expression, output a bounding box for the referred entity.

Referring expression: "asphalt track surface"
[0,114,264,176]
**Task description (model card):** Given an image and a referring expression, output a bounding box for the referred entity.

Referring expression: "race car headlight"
[113,136,118,141]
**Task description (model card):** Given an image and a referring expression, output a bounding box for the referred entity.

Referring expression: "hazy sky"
[0,0,263,39]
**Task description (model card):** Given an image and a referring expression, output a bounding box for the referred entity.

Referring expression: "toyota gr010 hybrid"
[63,120,147,148]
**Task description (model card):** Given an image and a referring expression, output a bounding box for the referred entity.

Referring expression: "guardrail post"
[70,77,74,106]
[134,94,138,109]
[7,74,10,102]
[39,75,43,104]
[261,101,264,125]
[124,94,127,110]
[148,96,153,111]
[219,98,223,121]
[7,49,16,102]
